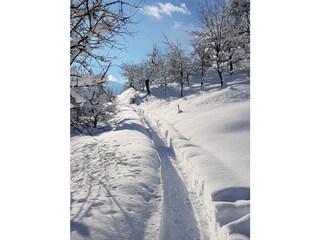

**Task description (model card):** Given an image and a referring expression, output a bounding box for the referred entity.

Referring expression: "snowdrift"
[132,69,250,240]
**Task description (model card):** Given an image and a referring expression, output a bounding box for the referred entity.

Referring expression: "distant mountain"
[106,81,124,95]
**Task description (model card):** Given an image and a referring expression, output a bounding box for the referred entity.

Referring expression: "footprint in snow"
[91,202,104,208]
[105,210,117,215]
[84,212,92,218]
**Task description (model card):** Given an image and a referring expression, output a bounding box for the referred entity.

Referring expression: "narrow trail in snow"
[140,112,204,240]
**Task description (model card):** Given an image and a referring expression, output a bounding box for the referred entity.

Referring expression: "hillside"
[70,69,250,240]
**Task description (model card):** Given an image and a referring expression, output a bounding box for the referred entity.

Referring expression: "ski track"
[139,108,206,240]
[71,100,248,239]
[137,104,250,240]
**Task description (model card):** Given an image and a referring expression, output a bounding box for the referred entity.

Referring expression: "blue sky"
[107,0,202,83]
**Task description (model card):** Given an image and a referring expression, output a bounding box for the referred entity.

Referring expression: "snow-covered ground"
[71,105,163,239]
[71,69,250,239]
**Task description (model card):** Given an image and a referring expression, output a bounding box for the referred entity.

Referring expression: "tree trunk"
[217,70,224,87]
[229,51,234,75]
[229,61,234,75]
[145,79,151,94]
[164,81,167,95]
[200,64,204,89]
[93,116,98,128]
[180,82,184,98]
[130,82,137,91]
[180,69,184,98]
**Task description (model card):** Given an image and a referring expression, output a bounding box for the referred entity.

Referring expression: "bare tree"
[191,37,211,89]
[196,0,230,87]
[70,0,143,133]
[227,0,250,74]
[121,62,140,91]
[146,44,167,94]
[163,34,187,98]
[194,0,250,87]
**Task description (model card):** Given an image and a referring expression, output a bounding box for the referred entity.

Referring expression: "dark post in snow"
[145,78,151,95]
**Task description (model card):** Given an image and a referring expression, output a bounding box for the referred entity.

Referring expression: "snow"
[145,113,204,239]
[71,68,250,239]
[71,105,162,239]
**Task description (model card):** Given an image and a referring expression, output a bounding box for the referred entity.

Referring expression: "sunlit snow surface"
[71,69,250,239]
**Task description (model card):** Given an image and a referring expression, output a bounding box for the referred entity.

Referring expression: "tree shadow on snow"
[70,220,90,237]
[112,120,152,139]
[71,159,142,239]
[132,70,250,105]
[70,126,113,138]
[212,187,250,202]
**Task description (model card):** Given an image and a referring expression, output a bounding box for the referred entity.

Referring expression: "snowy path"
[137,104,250,240]
[140,111,205,240]
[71,80,250,239]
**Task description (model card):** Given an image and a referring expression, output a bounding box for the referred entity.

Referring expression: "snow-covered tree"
[140,60,153,94]
[122,45,172,96]
[121,61,151,92]
[70,0,141,133]
[194,0,232,87]
[147,45,161,81]
[193,0,250,86]
[70,72,115,131]
[182,55,193,86]
[157,55,170,95]
[191,37,211,89]
[163,35,188,97]
[226,0,250,73]
[146,44,170,94]
[121,62,139,91]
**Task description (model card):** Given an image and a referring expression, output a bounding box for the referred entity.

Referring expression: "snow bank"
[134,70,250,240]
[70,105,162,240]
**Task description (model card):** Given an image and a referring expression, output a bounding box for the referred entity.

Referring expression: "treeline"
[69,0,250,134]
[122,0,250,98]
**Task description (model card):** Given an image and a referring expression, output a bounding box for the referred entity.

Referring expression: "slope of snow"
[131,69,250,239]
[70,69,250,239]
[70,105,162,240]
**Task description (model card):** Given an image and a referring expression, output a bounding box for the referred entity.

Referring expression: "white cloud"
[108,75,117,82]
[141,2,191,19]
[108,74,126,83]
[172,21,199,32]
[173,21,182,30]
